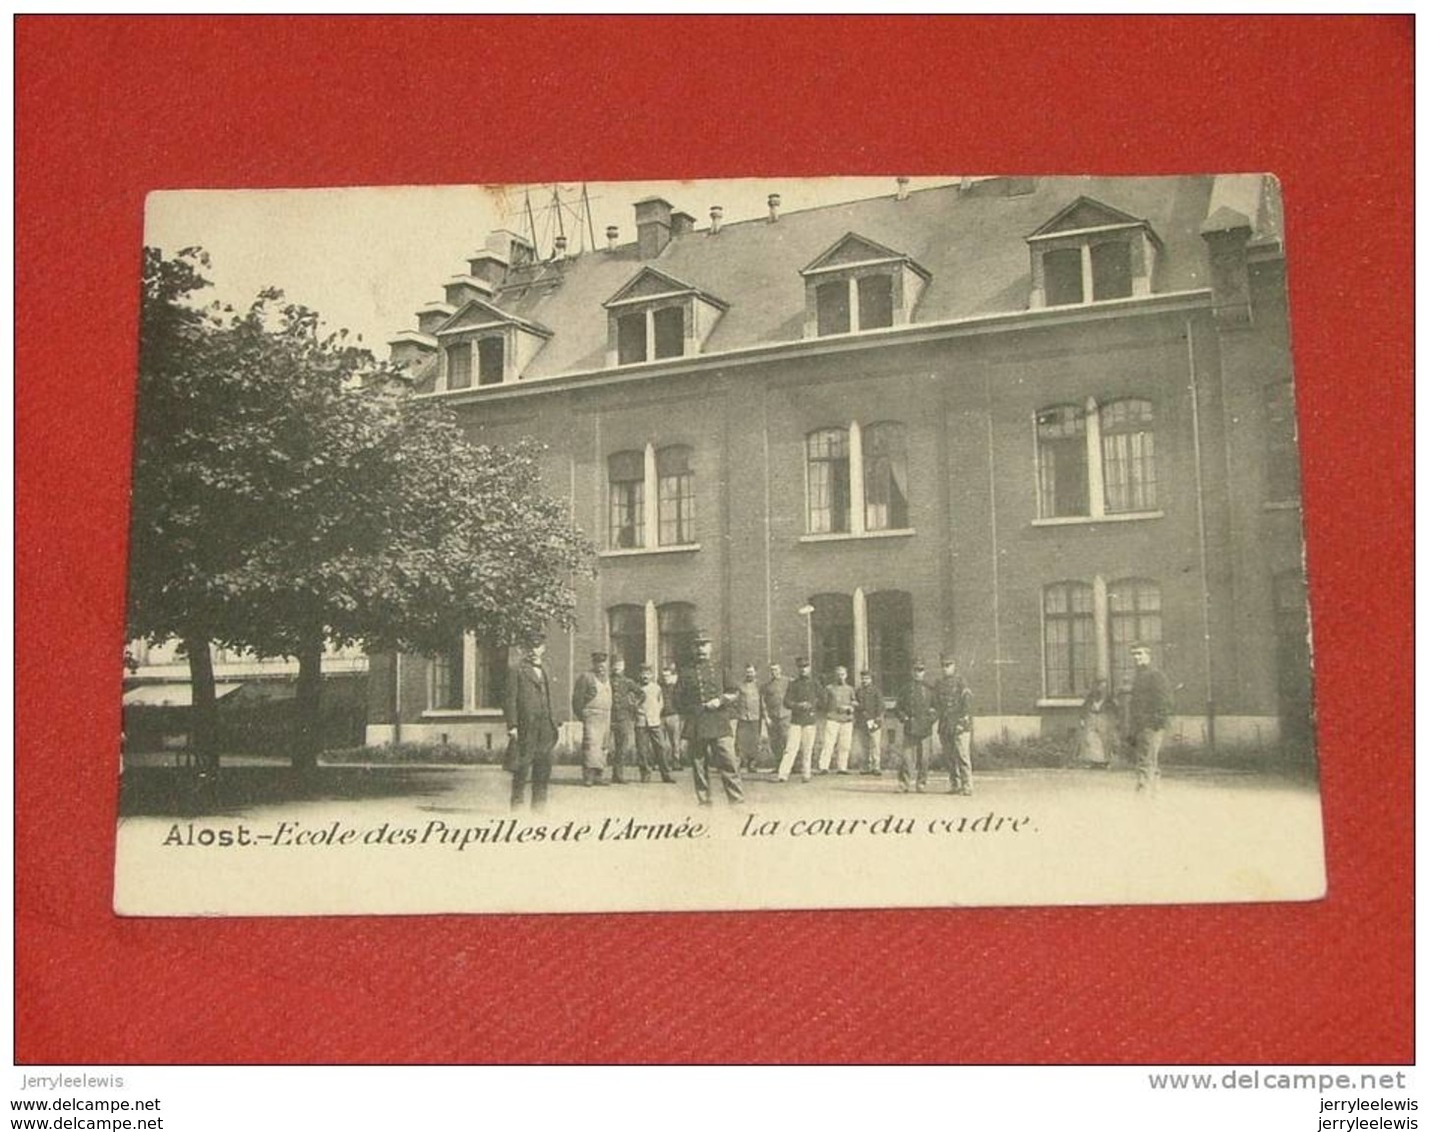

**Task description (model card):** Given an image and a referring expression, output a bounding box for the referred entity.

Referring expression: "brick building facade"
[366,176,1309,756]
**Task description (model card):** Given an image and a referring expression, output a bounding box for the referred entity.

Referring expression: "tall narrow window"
[617,312,647,365]
[652,306,685,359]
[807,427,851,533]
[607,605,647,671]
[473,641,509,709]
[866,590,913,695]
[445,342,473,390]
[857,274,894,329]
[816,280,851,336]
[1108,578,1161,692]
[430,637,465,710]
[1090,240,1133,300]
[1043,247,1084,306]
[1036,405,1090,518]
[656,445,696,546]
[1043,582,1096,698]
[476,337,504,385]
[810,593,855,677]
[1101,399,1157,513]
[863,421,909,531]
[608,450,645,549]
[658,602,697,670]
[1264,381,1299,502]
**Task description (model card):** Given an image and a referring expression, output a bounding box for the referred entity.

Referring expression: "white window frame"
[1031,396,1163,526]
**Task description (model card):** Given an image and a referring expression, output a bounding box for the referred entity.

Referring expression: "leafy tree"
[128,248,595,770]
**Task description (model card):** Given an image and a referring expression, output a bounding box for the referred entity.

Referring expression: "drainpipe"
[1186,318,1216,751]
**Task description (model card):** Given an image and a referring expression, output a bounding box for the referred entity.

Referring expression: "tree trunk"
[293,634,325,773]
[184,634,219,772]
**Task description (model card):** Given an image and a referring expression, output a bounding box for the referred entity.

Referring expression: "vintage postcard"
[115,175,1323,916]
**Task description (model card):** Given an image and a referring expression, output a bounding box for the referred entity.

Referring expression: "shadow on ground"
[117,765,472,818]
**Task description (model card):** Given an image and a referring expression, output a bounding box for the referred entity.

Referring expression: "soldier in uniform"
[821,665,857,774]
[776,657,821,783]
[503,639,559,811]
[934,655,974,796]
[894,660,936,793]
[571,651,613,786]
[734,663,764,774]
[660,664,684,771]
[608,655,641,785]
[678,629,744,806]
[634,663,676,783]
[853,668,886,775]
[760,662,791,775]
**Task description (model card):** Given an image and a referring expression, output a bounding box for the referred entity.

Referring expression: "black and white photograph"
[115,174,1324,916]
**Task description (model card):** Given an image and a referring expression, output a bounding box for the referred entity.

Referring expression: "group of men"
[504,630,1172,810]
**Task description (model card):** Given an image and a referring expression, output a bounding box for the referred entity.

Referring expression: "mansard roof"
[435,176,1253,380]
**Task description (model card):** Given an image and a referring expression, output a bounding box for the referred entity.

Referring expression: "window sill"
[599,543,701,559]
[1031,510,1164,528]
[1262,499,1300,512]
[798,528,916,544]
[1036,698,1086,709]
[420,709,504,719]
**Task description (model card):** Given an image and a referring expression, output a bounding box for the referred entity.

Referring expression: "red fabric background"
[15,16,1412,1064]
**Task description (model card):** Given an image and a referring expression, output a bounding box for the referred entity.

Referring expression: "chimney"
[896,177,910,202]
[767,193,781,222]
[670,211,696,237]
[709,205,723,235]
[606,224,619,251]
[634,197,674,259]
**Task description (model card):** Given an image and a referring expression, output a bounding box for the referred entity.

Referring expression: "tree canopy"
[128,247,595,766]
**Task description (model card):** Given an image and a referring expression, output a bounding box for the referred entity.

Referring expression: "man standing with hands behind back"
[504,638,559,811]
[1128,642,1173,796]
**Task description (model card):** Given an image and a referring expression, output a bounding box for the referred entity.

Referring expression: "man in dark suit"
[678,629,744,806]
[894,660,937,793]
[1128,642,1173,796]
[504,639,559,811]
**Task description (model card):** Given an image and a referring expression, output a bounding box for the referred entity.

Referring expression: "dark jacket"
[678,659,736,740]
[783,674,822,726]
[854,682,885,727]
[571,671,611,718]
[761,676,791,723]
[504,659,559,766]
[933,676,973,733]
[1128,666,1173,732]
[609,672,642,723]
[895,678,936,741]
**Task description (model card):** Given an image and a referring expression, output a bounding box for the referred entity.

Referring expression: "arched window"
[1043,582,1096,698]
[1100,399,1157,514]
[607,605,647,670]
[863,421,909,531]
[1108,578,1162,692]
[806,427,851,533]
[657,602,698,670]
[866,590,913,694]
[656,445,696,546]
[608,450,645,549]
[1035,404,1089,518]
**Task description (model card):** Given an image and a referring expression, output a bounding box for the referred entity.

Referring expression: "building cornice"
[422,288,1214,406]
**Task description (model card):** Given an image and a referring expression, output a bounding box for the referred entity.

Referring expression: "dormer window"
[603,268,726,368]
[800,233,928,338]
[1028,197,1161,310]
[431,298,551,391]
